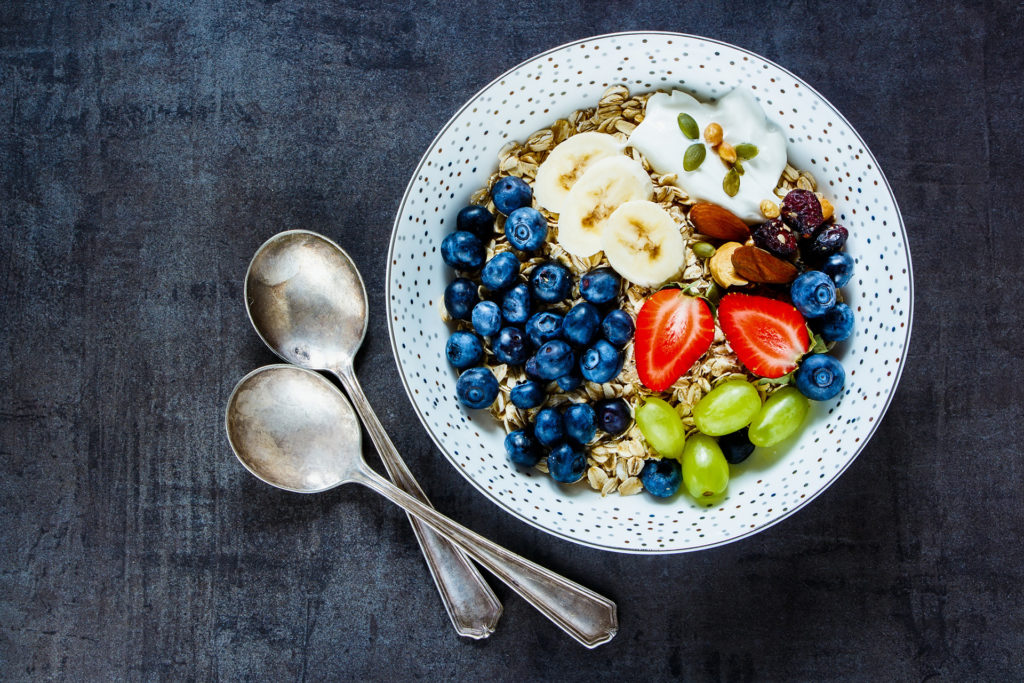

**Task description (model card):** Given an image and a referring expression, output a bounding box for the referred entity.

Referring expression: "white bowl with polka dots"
[386,32,913,554]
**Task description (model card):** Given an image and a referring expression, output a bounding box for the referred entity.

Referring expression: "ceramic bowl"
[386,32,912,553]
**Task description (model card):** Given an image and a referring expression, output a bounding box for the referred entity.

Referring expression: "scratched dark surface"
[2,1,1022,680]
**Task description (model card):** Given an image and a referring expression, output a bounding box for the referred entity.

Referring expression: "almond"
[688,203,750,242]
[731,246,799,284]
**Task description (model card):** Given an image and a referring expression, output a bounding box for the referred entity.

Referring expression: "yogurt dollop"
[628,89,787,223]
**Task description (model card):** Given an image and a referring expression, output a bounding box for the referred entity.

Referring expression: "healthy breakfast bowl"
[386,32,912,554]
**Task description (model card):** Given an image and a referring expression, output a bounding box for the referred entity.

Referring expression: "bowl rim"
[385,31,915,554]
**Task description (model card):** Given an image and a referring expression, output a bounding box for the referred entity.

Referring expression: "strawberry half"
[718,293,810,378]
[635,290,715,392]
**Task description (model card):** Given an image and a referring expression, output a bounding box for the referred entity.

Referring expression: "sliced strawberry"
[718,293,810,378]
[635,290,715,392]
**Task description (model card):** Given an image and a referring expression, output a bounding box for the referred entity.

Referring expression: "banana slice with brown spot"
[533,132,624,213]
[556,155,654,258]
[601,200,685,287]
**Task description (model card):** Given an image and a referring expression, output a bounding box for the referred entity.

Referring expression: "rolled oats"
[601,476,619,497]
[618,477,643,496]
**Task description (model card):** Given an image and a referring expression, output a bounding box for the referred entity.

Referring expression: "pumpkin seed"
[704,281,723,303]
[677,113,699,140]
[683,143,706,171]
[735,143,759,160]
[692,241,716,259]
[734,160,745,176]
[723,167,740,196]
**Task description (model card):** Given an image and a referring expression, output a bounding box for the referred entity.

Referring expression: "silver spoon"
[244,230,501,639]
[226,365,619,648]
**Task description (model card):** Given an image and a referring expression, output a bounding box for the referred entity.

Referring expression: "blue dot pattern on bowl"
[386,32,913,554]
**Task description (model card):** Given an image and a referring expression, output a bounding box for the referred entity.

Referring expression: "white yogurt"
[628,89,787,223]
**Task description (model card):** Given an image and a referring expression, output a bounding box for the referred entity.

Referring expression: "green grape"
[748,387,810,447]
[635,397,686,460]
[681,433,730,499]
[693,380,762,436]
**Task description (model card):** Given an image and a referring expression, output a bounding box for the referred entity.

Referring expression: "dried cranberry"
[807,224,849,259]
[751,218,799,260]
[781,189,824,238]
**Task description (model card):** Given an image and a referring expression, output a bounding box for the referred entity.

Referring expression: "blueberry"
[807,224,849,260]
[639,458,682,498]
[440,231,485,272]
[501,283,532,324]
[822,252,855,288]
[790,271,837,319]
[580,339,623,383]
[564,403,596,444]
[525,355,541,380]
[510,381,546,409]
[601,309,635,347]
[456,205,495,241]
[531,340,575,380]
[504,429,541,467]
[818,302,854,342]
[491,175,532,215]
[555,369,583,392]
[455,367,499,409]
[481,251,520,292]
[562,302,601,346]
[470,301,501,338]
[443,278,479,320]
[525,311,563,347]
[493,326,529,365]
[795,353,845,401]
[445,331,483,369]
[719,428,755,464]
[533,408,565,446]
[547,443,587,483]
[580,268,620,305]
[504,207,548,252]
[529,261,572,304]
[594,398,631,436]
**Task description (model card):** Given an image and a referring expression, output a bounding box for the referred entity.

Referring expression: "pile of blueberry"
[506,397,632,483]
[441,175,637,482]
[761,189,856,401]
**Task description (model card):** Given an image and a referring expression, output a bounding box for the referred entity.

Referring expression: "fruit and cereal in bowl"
[439,80,856,502]
[387,33,911,552]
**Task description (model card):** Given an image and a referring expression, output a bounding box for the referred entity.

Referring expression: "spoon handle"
[352,463,618,649]
[331,364,502,640]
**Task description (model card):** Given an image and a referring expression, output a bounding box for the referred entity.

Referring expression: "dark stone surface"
[2,1,1022,679]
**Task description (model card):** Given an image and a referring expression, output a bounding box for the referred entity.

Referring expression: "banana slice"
[556,155,653,258]
[602,200,686,287]
[534,132,623,213]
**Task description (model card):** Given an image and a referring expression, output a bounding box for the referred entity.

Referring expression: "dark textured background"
[2,1,1022,680]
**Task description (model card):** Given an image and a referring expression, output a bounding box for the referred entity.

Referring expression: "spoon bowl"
[245,230,367,370]
[226,364,362,493]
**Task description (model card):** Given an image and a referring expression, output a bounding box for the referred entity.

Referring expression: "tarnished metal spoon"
[244,230,500,639]
[226,365,619,648]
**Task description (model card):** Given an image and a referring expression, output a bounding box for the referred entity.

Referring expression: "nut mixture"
[441,85,820,496]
